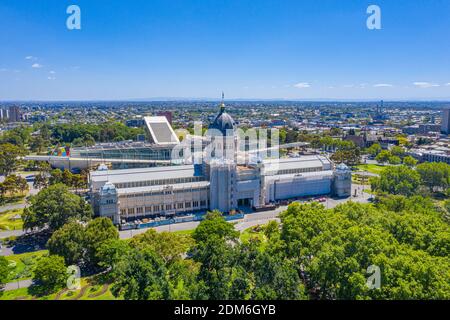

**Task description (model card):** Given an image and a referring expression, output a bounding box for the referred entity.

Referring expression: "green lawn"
[0,277,118,300]
[240,225,266,244]
[355,164,388,175]
[6,250,48,281]
[172,229,195,236]
[0,194,26,206]
[0,287,32,300]
[0,209,24,231]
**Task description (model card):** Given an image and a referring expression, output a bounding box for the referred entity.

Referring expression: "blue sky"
[0,0,450,100]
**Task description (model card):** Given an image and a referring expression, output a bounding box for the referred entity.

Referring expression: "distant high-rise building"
[442,108,450,134]
[0,108,8,121]
[157,111,173,125]
[8,105,21,122]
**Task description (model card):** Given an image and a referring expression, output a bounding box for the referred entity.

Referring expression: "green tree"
[32,255,67,295]
[370,165,420,196]
[23,184,92,231]
[416,162,450,192]
[29,135,47,153]
[403,155,418,167]
[96,239,131,274]
[390,146,405,158]
[49,169,63,185]
[330,148,361,166]
[280,201,450,299]
[192,211,239,299]
[0,143,24,176]
[47,221,86,266]
[130,229,193,265]
[33,173,49,189]
[252,250,307,300]
[111,248,170,300]
[366,143,382,157]
[0,256,11,291]
[388,155,401,165]
[84,217,119,268]
[375,150,391,164]
[62,169,73,187]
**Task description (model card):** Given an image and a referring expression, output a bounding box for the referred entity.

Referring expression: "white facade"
[90,155,351,224]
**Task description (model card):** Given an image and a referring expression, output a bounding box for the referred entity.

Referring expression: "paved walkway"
[3,279,33,291]
[0,229,25,240]
[0,203,26,214]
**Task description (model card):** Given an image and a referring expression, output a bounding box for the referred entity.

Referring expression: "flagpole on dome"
[220,91,225,112]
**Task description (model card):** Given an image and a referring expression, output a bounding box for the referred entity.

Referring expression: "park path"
[0,229,26,240]
[3,279,33,291]
[0,203,26,214]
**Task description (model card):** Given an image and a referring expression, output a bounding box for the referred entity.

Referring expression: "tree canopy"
[370,165,421,196]
[23,184,92,231]
[31,255,67,296]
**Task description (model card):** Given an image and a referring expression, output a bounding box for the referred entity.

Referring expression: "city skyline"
[1,0,450,100]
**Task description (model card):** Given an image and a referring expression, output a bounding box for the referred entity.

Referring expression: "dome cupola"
[208,92,235,136]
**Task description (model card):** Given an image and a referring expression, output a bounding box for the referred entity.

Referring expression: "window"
[153,205,160,212]
[166,204,172,210]
[136,207,143,214]
[145,207,152,213]
[128,208,135,215]
[120,209,126,215]
[200,200,206,207]
[193,201,199,208]
[177,203,184,209]
[185,202,191,208]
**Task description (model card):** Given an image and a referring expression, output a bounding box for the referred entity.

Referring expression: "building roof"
[208,103,235,136]
[144,116,179,145]
[90,164,199,184]
[116,181,210,195]
[264,170,334,182]
[263,155,332,173]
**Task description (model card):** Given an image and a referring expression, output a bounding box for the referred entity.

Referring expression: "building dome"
[336,163,350,171]
[100,182,117,195]
[209,111,235,136]
[208,94,235,136]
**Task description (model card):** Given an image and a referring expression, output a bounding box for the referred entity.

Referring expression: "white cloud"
[413,82,440,88]
[445,83,450,86]
[374,83,393,87]
[294,82,311,88]
[25,56,37,61]
[49,70,56,74]
[32,63,43,68]
[47,76,56,80]
[343,84,355,88]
